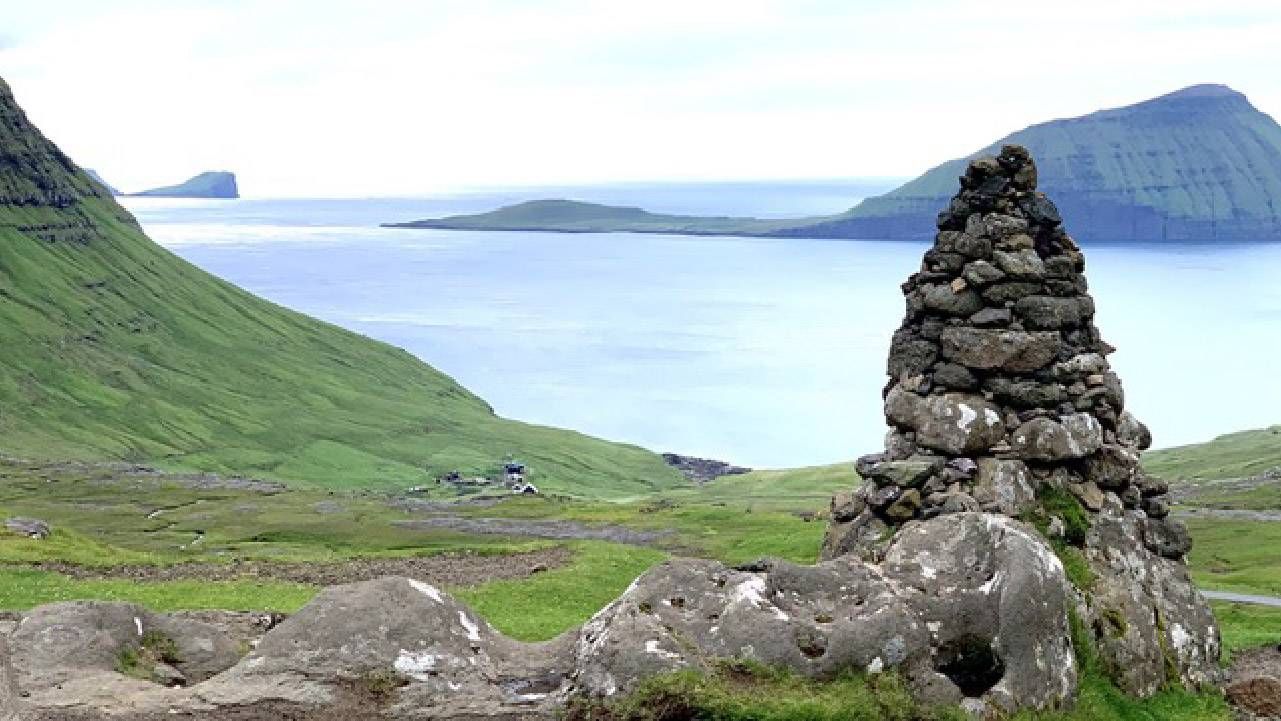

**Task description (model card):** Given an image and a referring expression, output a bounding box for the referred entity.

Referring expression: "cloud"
[4,0,1280,196]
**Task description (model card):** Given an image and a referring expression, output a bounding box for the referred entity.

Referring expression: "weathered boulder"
[1081,496,1220,696]
[939,328,1060,372]
[198,576,574,718]
[580,513,1076,714]
[1010,414,1103,460]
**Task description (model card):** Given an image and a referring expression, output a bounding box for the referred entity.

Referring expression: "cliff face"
[130,170,239,198]
[786,85,1281,242]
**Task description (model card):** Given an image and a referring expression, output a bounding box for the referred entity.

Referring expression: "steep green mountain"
[787,84,1281,241]
[384,198,801,235]
[0,76,683,496]
[83,169,119,196]
[129,170,239,198]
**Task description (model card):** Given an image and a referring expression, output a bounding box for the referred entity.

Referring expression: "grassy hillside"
[0,76,683,497]
[385,198,803,235]
[1144,425,1281,481]
[805,84,1281,241]
[128,170,238,198]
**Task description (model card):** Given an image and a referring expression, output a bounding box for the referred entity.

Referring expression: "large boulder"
[197,576,574,719]
[575,513,1077,715]
[1080,495,1220,696]
[1010,414,1103,460]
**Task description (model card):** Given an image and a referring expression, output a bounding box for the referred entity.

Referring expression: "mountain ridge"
[393,84,1281,243]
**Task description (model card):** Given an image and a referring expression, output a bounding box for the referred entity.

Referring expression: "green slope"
[384,198,804,235]
[796,84,1281,241]
[0,76,683,497]
[1144,425,1281,481]
[129,170,239,198]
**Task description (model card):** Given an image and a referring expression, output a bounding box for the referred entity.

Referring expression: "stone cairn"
[823,144,1184,561]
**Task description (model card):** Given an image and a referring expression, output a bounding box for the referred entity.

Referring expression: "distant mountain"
[0,75,682,496]
[783,84,1281,242]
[393,85,1281,243]
[129,171,239,198]
[383,199,799,235]
[83,168,119,196]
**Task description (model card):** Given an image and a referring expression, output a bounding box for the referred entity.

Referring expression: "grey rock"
[962,260,1006,286]
[597,514,1076,715]
[1116,411,1152,450]
[932,362,979,391]
[1139,517,1192,560]
[857,458,942,488]
[888,331,939,378]
[884,489,922,521]
[1010,414,1103,461]
[1140,496,1169,519]
[1068,481,1105,512]
[820,509,892,562]
[922,284,984,317]
[993,249,1046,279]
[911,394,1006,455]
[1014,295,1094,330]
[982,281,1045,304]
[1084,506,1218,696]
[940,328,1061,372]
[1085,444,1140,490]
[969,307,1012,327]
[972,459,1037,516]
[830,490,866,522]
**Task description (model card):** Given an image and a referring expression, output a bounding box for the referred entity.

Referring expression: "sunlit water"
[121,188,1281,468]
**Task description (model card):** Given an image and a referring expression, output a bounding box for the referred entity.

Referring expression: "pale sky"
[3,0,1279,197]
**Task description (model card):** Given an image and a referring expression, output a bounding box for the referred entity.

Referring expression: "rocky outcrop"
[661,453,751,483]
[1,635,22,721]
[6,515,1079,718]
[821,144,1220,696]
[577,513,1075,714]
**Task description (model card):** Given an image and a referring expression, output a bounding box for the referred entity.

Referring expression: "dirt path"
[391,516,671,546]
[1202,590,1281,608]
[1175,508,1281,522]
[12,545,572,587]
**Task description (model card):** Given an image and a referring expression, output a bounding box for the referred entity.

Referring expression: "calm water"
[121,187,1281,468]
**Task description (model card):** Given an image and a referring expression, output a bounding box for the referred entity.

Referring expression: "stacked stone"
[823,144,1186,562]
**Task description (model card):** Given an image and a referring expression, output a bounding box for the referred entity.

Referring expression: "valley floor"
[3,442,1281,719]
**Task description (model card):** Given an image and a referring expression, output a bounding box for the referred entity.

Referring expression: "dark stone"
[1018,192,1062,227]
[888,330,939,378]
[969,307,1012,327]
[922,284,984,317]
[933,362,979,391]
[962,260,1006,286]
[1140,517,1192,559]
[985,378,1065,408]
[982,282,1045,304]
[1014,295,1094,330]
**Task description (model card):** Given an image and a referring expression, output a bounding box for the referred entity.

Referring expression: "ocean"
[121,183,1281,468]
